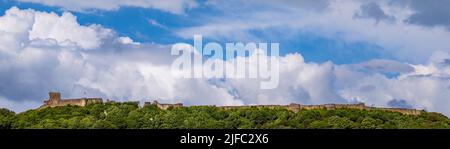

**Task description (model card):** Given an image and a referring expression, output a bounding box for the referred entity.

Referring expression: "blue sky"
[0,0,392,64]
[1,0,450,116]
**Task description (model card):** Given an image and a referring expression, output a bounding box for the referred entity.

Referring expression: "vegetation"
[1,103,449,129]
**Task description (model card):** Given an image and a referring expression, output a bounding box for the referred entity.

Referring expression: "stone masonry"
[41,92,424,115]
[40,92,102,108]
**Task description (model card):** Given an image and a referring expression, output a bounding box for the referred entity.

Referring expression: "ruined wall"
[40,92,102,108]
[377,108,424,115]
[220,105,251,110]
[217,103,422,115]
[144,101,183,110]
[296,103,366,110]
[39,92,423,116]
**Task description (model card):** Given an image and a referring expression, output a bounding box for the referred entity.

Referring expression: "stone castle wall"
[40,92,102,108]
[144,101,183,110]
[144,102,423,116]
[40,92,424,116]
[375,107,423,115]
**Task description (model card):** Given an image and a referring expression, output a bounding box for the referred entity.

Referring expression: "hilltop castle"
[144,102,423,115]
[40,92,424,115]
[40,92,102,108]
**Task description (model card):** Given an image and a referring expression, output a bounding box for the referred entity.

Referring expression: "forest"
[1,102,449,129]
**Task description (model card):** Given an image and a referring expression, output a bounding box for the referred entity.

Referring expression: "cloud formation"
[18,0,198,14]
[354,2,395,23]
[176,0,450,63]
[397,0,450,30]
[1,7,450,117]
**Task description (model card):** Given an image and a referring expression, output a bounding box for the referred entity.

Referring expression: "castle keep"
[40,92,424,115]
[40,92,102,108]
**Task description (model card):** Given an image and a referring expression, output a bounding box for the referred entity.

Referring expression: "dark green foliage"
[0,108,15,129]
[1,104,449,129]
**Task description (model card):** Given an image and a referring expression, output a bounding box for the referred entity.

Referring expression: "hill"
[1,102,449,129]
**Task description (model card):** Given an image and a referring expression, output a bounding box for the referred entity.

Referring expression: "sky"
[1,0,450,116]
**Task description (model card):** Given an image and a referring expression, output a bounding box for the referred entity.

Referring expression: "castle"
[40,92,102,108]
[144,100,183,110]
[40,92,424,115]
[145,102,423,115]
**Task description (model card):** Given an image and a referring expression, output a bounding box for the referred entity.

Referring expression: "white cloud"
[218,52,345,105]
[117,37,140,45]
[337,52,450,115]
[30,11,114,49]
[0,7,241,112]
[1,7,450,117]
[147,18,167,29]
[348,59,414,74]
[176,0,450,63]
[18,0,199,14]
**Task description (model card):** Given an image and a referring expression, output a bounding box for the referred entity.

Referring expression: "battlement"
[144,100,183,110]
[143,102,423,115]
[39,92,424,115]
[165,102,421,115]
[40,92,102,108]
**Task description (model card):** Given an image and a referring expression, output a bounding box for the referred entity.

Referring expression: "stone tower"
[47,92,61,105]
[40,92,103,109]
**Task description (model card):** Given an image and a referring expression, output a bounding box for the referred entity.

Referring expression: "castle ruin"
[144,101,183,110]
[40,92,424,115]
[144,101,423,115]
[40,92,102,108]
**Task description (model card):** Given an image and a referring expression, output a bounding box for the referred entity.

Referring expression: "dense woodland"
[1,102,449,129]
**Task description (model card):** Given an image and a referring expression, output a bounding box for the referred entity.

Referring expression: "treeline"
[1,102,449,129]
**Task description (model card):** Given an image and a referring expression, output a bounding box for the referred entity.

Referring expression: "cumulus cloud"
[1,7,450,117]
[176,0,450,63]
[0,7,241,112]
[337,53,450,115]
[211,51,345,105]
[30,11,114,49]
[18,0,199,14]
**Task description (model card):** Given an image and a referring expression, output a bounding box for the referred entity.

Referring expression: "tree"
[360,117,379,129]
[126,110,143,129]
[1,103,449,129]
[0,108,15,129]
[93,119,117,129]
